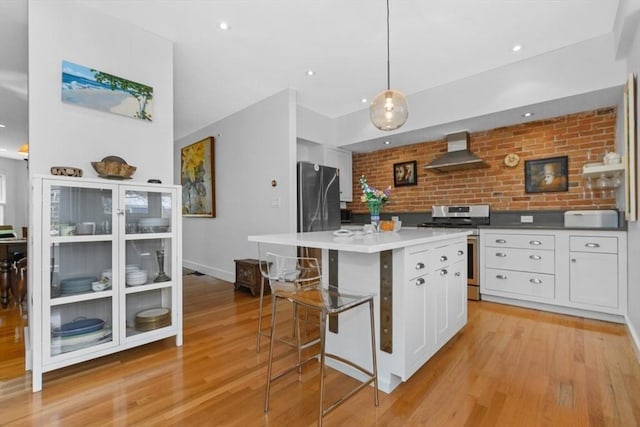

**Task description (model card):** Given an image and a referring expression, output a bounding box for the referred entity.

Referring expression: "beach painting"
[62,60,153,121]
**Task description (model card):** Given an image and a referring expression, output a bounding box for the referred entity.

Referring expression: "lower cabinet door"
[569,251,618,308]
[404,274,434,379]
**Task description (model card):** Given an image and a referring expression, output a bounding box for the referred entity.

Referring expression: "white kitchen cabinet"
[30,176,182,392]
[480,228,627,321]
[483,232,556,302]
[403,246,433,378]
[569,235,620,310]
[403,238,466,380]
[433,241,467,348]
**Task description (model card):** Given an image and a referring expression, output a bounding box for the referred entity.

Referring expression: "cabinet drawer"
[485,268,555,300]
[485,247,554,274]
[570,236,617,254]
[485,233,555,250]
[432,240,466,269]
[406,248,429,279]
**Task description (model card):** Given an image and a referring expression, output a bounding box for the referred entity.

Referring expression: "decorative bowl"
[91,156,136,179]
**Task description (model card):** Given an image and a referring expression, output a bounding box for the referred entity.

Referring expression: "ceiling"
[0,0,624,159]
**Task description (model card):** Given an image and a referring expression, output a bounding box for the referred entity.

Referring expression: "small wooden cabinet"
[234,259,266,296]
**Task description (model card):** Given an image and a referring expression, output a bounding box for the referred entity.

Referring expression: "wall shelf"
[582,162,625,178]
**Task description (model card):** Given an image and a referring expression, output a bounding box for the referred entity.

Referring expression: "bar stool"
[256,256,317,353]
[263,253,378,426]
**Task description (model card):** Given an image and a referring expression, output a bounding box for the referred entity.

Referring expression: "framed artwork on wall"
[61,60,153,121]
[524,156,569,193]
[624,73,637,222]
[181,137,216,217]
[393,160,417,187]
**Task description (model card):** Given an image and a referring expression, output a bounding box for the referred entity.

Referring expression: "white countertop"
[248,228,471,254]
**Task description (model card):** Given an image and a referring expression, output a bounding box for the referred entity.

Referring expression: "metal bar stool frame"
[263,252,379,426]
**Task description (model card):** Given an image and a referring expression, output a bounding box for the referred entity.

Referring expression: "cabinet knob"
[585,242,600,248]
[116,209,125,216]
[530,278,542,284]
[495,252,507,258]
[457,250,464,256]
[529,240,542,246]
[571,258,576,263]
[440,269,448,276]
[529,255,542,260]
[496,239,506,244]
[455,271,461,277]
[415,262,425,270]
[496,274,507,280]
[416,277,425,286]
[440,255,448,262]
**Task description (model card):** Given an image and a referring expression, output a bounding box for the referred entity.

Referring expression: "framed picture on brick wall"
[524,156,569,193]
[393,160,417,187]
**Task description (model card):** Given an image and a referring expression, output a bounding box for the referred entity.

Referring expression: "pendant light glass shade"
[370,0,408,131]
[370,89,408,131]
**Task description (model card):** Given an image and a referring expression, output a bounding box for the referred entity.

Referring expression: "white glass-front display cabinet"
[31,176,182,392]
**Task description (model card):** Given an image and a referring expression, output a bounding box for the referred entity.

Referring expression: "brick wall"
[348,108,617,213]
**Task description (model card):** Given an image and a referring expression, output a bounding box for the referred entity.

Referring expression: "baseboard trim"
[625,314,640,364]
[182,259,234,283]
[480,294,626,324]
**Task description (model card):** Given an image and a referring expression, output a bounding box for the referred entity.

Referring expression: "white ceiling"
[0,0,624,158]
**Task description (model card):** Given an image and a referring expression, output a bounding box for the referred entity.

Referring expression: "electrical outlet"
[520,215,533,223]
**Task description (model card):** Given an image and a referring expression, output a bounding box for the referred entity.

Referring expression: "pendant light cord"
[386,0,391,90]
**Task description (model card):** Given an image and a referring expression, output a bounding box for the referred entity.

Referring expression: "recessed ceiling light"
[512,44,522,52]
[219,21,230,31]
[0,148,6,152]
[361,98,368,103]
[384,140,391,145]
[0,124,5,128]
[306,69,315,76]
[522,112,534,118]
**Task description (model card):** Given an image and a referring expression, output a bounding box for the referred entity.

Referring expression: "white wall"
[334,34,626,146]
[297,106,335,146]
[623,6,640,357]
[0,157,28,235]
[28,0,173,182]
[175,89,296,281]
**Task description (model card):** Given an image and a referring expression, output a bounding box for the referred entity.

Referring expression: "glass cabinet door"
[120,187,177,339]
[44,181,118,359]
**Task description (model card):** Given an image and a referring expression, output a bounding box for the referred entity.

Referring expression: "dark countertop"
[346,209,628,232]
[478,224,626,232]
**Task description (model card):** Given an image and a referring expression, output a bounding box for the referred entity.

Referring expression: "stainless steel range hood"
[424,131,488,172]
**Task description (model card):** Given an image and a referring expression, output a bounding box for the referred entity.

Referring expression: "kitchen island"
[248,228,471,393]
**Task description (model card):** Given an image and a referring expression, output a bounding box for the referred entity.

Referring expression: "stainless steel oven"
[417,204,489,301]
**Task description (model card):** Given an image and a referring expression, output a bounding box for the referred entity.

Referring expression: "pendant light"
[370,0,408,131]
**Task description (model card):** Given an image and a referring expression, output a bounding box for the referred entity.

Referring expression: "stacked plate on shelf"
[51,318,111,354]
[138,217,170,233]
[126,267,148,286]
[60,277,96,295]
[134,307,171,331]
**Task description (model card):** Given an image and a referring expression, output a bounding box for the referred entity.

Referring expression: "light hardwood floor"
[1,273,639,426]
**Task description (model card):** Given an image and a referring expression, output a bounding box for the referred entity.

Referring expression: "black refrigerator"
[297,161,341,232]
